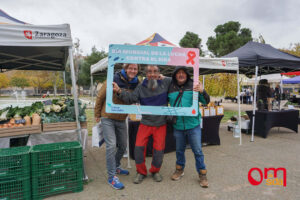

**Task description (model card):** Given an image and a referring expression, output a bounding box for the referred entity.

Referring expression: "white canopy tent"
[0,23,80,129]
[90,56,243,146]
[243,74,289,88]
[0,15,86,177]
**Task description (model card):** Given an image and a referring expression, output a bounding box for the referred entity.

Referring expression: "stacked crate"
[30,141,83,200]
[0,146,31,200]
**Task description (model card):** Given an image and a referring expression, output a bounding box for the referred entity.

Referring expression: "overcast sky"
[2,0,299,54]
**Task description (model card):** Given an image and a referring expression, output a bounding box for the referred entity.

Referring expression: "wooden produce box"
[42,121,87,132]
[0,125,42,138]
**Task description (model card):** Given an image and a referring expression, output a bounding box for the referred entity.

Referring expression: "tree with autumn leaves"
[280,43,300,57]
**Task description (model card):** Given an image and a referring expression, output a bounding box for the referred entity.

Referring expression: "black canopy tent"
[223,41,300,75]
[223,41,300,141]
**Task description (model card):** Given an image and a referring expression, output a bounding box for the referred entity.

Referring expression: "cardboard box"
[209,107,216,116]
[216,106,224,115]
[199,106,204,117]
[204,108,210,116]
[129,114,141,121]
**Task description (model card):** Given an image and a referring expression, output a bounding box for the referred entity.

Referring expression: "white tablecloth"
[0,129,87,149]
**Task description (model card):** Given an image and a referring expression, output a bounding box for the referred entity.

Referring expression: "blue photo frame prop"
[106,44,199,116]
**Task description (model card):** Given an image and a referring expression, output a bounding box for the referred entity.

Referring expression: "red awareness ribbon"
[186,51,196,65]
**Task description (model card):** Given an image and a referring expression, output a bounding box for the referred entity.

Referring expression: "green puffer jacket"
[168,67,210,130]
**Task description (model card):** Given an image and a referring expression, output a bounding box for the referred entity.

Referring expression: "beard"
[147,79,158,90]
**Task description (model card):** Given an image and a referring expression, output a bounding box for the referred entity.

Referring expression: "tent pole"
[280,75,283,110]
[126,117,132,169]
[91,75,95,124]
[251,66,258,142]
[69,47,87,180]
[69,47,81,139]
[63,71,67,96]
[237,69,242,145]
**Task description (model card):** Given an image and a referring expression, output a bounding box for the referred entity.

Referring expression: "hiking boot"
[133,173,146,184]
[108,176,124,190]
[152,172,163,182]
[116,167,130,175]
[199,169,209,188]
[171,165,184,181]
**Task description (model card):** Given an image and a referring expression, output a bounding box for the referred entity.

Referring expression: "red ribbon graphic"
[186,51,196,65]
[221,60,226,66]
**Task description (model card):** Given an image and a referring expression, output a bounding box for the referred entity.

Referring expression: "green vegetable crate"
[0,146,31,200]
[31,141,83,172]
[31,168,83,200]
[0,175,31,200]
[30,141,83,199]
[0,146,30,178]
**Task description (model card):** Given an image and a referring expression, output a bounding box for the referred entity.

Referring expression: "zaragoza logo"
[24,30,32,39]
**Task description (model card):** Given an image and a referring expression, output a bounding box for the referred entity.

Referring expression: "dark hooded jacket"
[168,66,210,130]
[94,69,139,120]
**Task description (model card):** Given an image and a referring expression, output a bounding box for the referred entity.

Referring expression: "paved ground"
[49,123,300,200]
[1,99,298,199]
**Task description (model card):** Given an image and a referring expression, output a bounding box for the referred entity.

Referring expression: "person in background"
[168,66,210,188]
[257,79,272,110]
[246,88,251,104]
[274,84,281,101]
[94,63,139,190]
[113,65,172,184]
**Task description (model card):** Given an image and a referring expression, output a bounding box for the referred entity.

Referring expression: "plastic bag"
[92,121,105,147]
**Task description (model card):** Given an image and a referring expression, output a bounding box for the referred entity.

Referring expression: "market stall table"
[128,115,223,159]
[246,110,299,138]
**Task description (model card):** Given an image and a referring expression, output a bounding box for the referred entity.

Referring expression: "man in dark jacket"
[113,65,172,184]
[168,66,210,188]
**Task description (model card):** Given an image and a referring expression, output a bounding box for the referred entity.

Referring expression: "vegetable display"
[40,98,86,124]
[0,98,86,128]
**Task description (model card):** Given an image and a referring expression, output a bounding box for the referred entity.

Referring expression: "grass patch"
[222,111,246,123]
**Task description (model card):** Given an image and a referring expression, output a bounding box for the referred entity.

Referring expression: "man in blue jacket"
[168,66,210,188]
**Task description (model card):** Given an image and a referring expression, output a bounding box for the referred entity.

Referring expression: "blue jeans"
[101,117,127,179]
[173,125,206,173]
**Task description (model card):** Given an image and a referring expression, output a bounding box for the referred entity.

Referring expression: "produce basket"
[42,121,87,132]
[0,125,42,138]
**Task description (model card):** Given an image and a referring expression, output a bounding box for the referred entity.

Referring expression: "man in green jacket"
[168,66,210,188]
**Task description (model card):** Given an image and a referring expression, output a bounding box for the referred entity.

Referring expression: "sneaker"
[108,176,124,190]
[116,167,130,175]
[199,170,209,188]
[152,172,163,182]
[171,165,184,181]
[133,173,146,184]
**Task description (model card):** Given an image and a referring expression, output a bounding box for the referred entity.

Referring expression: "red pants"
[134,124,166,175]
